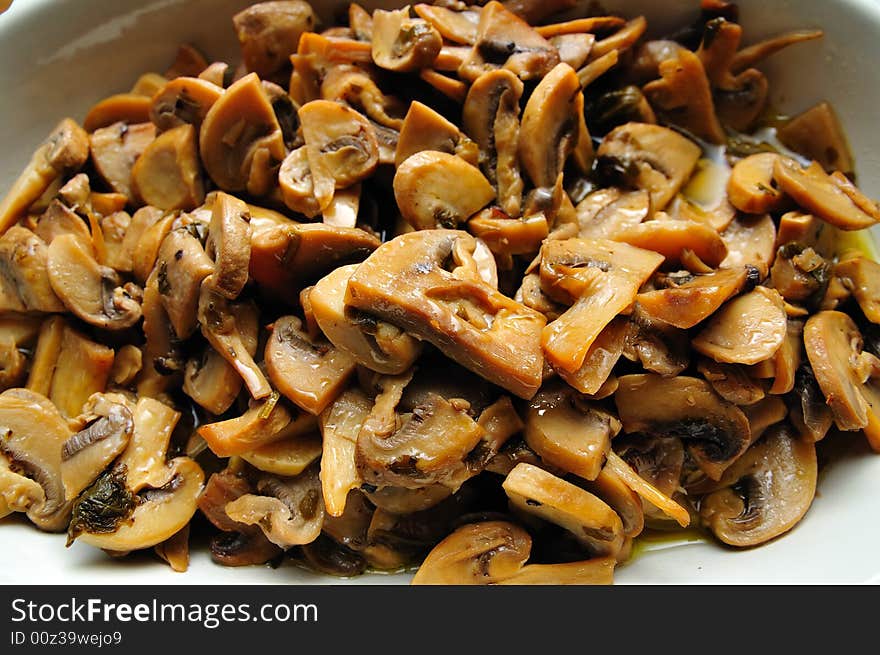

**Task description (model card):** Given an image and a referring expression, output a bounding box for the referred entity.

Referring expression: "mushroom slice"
[615,374,751,480]
[643,49,725,145]
[698,358,766,406]
[34,200,92,251]
[198,395,294,458]
[233,0,317,79]
[835,255,880,323]
[128,207,175,283]
[636,267,748,329]
[47,234,142,330]
[321,65,406,130]
[320,389,372,517]
[413,4,479,44]
[60,398,133,500]
[398,100,477,168]
[241,432,322,477]
[778,102,853,175]
[394,151,495,230]
[249,223,379,297]
[265,315,357,415]
[576,188,650,241]
[804,310,879,432]
[225,466,324,548]
[770,244,830,305]
[613,216,728,269]
[136,270,182,399]
[371,8,442,73]
[149,76,222,132]
[71,457,204,551]
[0,316,40,391]
[0,118,89,233]
[463,70,525,217]
[83,94,152,132]
[154,228,214,340]
[0,226,64,313]
[499,557,616,585]
[278,146,321,218]
[623,305,691,378]
[110,345,142,387]
[555,318,628,395]
[615,435,685,523]
[131,123,204,211]
[596,123,701,211]
[503,463,625,557]
[204,191,252,300]
[48,323,115,419]
[718,222,775,287]
[411,520,531,585]
[199,73,285,193]
[459,1,559,82]
[693,287,787,365]
[519,63,592,189]
[540,238,664,373]
[311,264,422,375]
[468,209,548,259]
[89,122,157,200]
[419,70,468,103]
[699,424,816,547]
[524,383,619,481]
[727,152,789,215]
[346,230,546,399]
[0,388,72,531]
[604,451,690,528]
[773,158,880,231]
[767,319,803,396]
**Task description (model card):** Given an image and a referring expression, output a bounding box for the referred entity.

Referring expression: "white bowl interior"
[1,0,879,584]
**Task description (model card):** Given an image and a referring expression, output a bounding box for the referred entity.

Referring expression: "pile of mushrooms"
[0,0,877,585]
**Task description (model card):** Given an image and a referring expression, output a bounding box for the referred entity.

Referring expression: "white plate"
[0,0,878,585]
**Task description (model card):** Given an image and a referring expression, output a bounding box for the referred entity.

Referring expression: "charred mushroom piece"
[615,374,751,480]
[699,424,816,547]
[394,151,495,230]
[89,122,157,200]
[320,389,372,517]
[204,191,252,300]
[0,226,65,313]
[311,264,423,375]
[266,315,357,415]
[372,8,442,72]
[524,384,619,480]
[199,73,285,194]
[346,230,546,399]
[0,389,73,531]
[0,118,89,233]
[636,267,748,329]
[778,102,854,175]
[693,287,788,365]
[596,123,701,211]
[149,76,222,132]
[411,520,531,585]
[727,153,788,215]
[773,158,880,231]
[233,0,316,79]
[47,234,142,330]
[503,463,625,557]
[131,124,204,211]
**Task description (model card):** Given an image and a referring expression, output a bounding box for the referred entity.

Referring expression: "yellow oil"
[630,526,708,560]
[835,229,880,261]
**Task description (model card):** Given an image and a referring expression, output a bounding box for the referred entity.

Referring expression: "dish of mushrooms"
[0,0,878,585]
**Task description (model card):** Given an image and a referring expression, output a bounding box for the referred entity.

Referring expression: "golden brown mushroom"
[319,389,372,517]
[835,255,880,323]
[233,1,317,79]
[149,76,222,132]
[371,7,443,73]
[131,124,204,211]
[727,153,789,215]
[778,102,854,175]
[89,122,157,200]
[636,267,749,330]
[154,227,215,339]
[719,213,777,277]
[204,191,252,300]
[399,100,478,168]
[0,226,64,314]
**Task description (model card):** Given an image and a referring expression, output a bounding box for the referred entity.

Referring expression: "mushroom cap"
[233,0,317,79]
[727,153,789,214]
[149,76,222,132]
[205,191,252,300]
[636,267,749,330]
[371,8,442,73]
[131,123,204,211]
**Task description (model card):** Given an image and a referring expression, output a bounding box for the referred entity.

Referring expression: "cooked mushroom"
[467,209,549,260]
[310,264,423,375]
[149,76,222,132]
[835,255,880,323]
[204,191,251,300]
[47,234,142,330]
[154,228,214,339]
[727,153,789,215]
[89,122,157,200]
[502,463,625,557]
[199,73,286,194]
[576,188,650,241]
[699,423,816,547]
[622,305,691,378]
[371,7,442,73]
[0,316,40,391]
[615,435,686,523]
[131,124,204,211]
[519,63,593,189]
[614,374,751,480]
[0,226,65,313]
[524,383,618,480]
[613,215,728,269]
[198,394,296,458]
[778,102,854,175]
[719,213,777,277]
[398,101,476,169]
[693,286,787,365]
[698,358,766,405]
[135,270,182,398]
[413,4,479,44]
[0,388,73,531]
[394,151,495,230]
[83,93,152,132]
[125,206,174,282]
[319,389,372,517]
[0,118,89,233]
[321,65,406,130]
[770,244,830,305]
[346,230,546,399]
[596,123,701,211]
[225,465,324,548]
[636,267,748,329]
[241,431,322,477]
[233,0,316,79]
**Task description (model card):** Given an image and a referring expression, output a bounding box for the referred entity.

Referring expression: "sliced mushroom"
[233,0,316,79]
[524,383,619,480]
[778,102,853,175]
[47,234,142,330]
[699,424,816,547]
[519,63,592,189]
[576,188,650,241]
[554,317,628,395]
[540,237,664,373]
[467,209,548,260]
[135,270,182,399]
[719,213,777,277]
[413,4,479,44]
[83,93,152,132]
[319,389,372,517]
[278,147,321,218]
[321,65,406,130]
[125,206,173,282]
[310,264,422,375]
[0,316,40,391]
[131,124,204,211]
[199,73,285,194]
[204,191,251,300]
[727,153,789,214]
[0,118,89,233]
[498,557,616,585]
[614,374,751,480]
[773,157,880,231]
[241,431,322,477]
[411,520,531,585]
[225,465,324,548]
[149,76,222,132]
[770,244,830,305]
[698,358,766,406]
[503,463,625,557]
[636,267,748,330]
[346,230,546,399]
[398,100,477,169]
[154,228,214,339]
[615,435,686,523]
[0,226,64,313]
[89,122,157,200]
[0,388,73,531]
[34,199,92,252]
[613,215,728,269]
[835,255,880,323]
[198,394,295,458]
[371,8,442,73]
[622,304,691,377]
[596,123,701,211]
[693,286,787,365]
